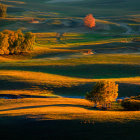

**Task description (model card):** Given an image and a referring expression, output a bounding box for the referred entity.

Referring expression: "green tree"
[0,3,7,18]
[85,81,118,108]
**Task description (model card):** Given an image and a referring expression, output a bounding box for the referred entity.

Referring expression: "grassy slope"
[0,98,140,140]
[0,98,140,122]
[0,33,140,97]
[0,1,140,139]
[14,0,140,17]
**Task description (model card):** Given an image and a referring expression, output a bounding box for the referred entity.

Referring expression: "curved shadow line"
[0,104,95,112]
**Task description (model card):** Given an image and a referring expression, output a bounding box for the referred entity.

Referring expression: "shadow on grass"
[0,104,95,112]
[1,64,140,79]
[0,115,140,140]
[0,78,139,98]
[0,76,52,91]
[68,42,140,52]
[53,83,140,97]
[0,94,58,99]
[0,79,34,90]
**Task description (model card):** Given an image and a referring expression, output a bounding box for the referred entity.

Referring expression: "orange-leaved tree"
[83,14,95,28]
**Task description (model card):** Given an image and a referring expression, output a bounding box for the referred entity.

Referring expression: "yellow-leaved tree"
[0,30,35,55]
[85,81,118,109]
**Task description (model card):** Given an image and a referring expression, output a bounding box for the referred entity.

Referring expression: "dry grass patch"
[0,70,140,87]
[0,98,140,123]
[0,70,93,87]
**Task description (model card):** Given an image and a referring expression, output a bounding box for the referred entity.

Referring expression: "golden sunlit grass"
[0,56,17,62]
[0,70,94,87]
[1,53,140,66]
[51,38,134,48]
[1,0,25,4]
[0,98,140,123]
[37,38,125,48]
[0,70,140,88]
[0,89,56,97]
[0,1,139,139]
[35,34,140,49]
[96,19,119,25]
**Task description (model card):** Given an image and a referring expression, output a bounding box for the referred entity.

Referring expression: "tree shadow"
[0,103,99,112]
[0,76,52,91]
[0,114,140,140]
[0,79,34,90]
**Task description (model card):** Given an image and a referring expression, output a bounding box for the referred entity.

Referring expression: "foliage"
[83,14,95,28]
[85,81,118,108]
[0,3,7,18]
[121,95,140,110]
[22,32,36,52]
[0,32,9,54]
[0,30,35,55]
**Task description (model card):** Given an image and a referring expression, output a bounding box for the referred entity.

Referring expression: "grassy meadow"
[0,0,140,140]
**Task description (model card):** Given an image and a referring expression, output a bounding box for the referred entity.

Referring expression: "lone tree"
[0,3,7,18]
[85,81,118,109]
[83,14,95,29]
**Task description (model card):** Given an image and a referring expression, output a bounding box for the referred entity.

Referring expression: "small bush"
[117,99,123,104]
[121,97,140,110]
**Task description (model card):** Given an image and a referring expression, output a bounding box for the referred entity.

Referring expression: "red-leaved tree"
[84,14,95,28]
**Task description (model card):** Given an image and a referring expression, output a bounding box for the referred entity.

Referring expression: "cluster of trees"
[83,14,96,29]
[0,3,7,18]
[0,30,35,55]
[86,81,118,109]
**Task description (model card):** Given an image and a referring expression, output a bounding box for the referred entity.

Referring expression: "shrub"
[0,3,7,18]
[85,81,118,108]
[83,14,96,29]
[121,96,140,110]
[117,99,123,104]
[0,30,35,55]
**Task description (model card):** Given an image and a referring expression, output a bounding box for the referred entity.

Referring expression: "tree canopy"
[0,30,35,55]
[83,14,96,29]
[85,81,118,108]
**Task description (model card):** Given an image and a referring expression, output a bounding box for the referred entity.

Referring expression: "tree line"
[0,30,35,55]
